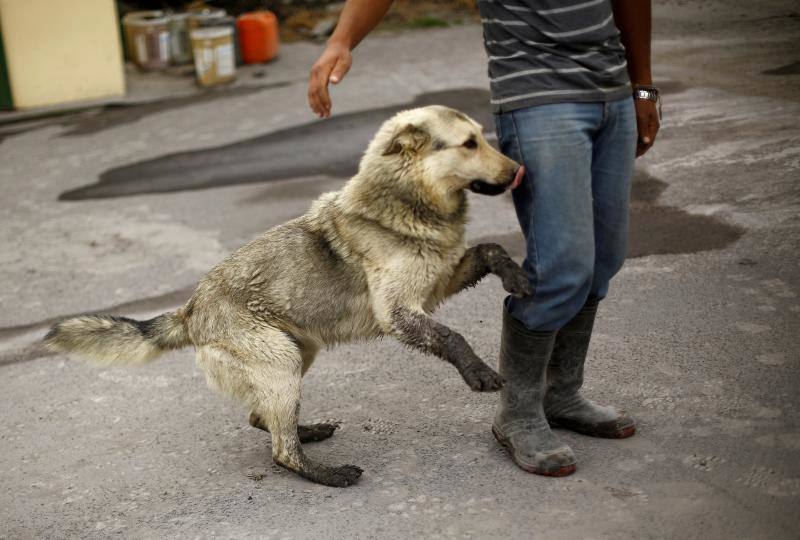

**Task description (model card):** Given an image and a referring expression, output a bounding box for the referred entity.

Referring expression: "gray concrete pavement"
[1,0,799,537]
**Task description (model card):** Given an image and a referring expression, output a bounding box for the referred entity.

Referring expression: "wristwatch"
[633,84,662,120]
[633,84,659,102]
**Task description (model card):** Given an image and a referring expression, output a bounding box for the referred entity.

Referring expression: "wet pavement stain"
[58,88,493,200]
[627,172,745,257]
[762,61,800,75]
[58,84,286,137]
[0,83,285,145]
[473,171,745,259]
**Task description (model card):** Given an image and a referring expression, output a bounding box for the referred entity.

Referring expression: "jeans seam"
[509,109,539,291]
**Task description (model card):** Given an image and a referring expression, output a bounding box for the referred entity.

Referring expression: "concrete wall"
[0,0,125,109]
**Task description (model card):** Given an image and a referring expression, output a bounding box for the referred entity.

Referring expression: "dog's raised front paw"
[462,361,504,392]
[501,265,534,298]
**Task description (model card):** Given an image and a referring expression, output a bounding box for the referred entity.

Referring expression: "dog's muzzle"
[468,166,525,196]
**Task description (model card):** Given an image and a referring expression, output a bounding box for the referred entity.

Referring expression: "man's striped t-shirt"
[477,0,632,113]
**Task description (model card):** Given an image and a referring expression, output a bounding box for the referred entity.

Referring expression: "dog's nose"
[509,166,525,190]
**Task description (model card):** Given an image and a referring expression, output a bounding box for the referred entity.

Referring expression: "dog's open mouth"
[468,166,525,196]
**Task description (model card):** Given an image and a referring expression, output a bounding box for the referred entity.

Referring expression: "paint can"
[123,11,170,70]
[187,8,227,32]
[197,15,243,65]
[190,27,236,87]
[167,12,191,64]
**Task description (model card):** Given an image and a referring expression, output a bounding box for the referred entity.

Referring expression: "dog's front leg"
[390,307,503,391]
[445,243,533,298]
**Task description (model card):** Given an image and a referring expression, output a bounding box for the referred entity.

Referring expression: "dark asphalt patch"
[58,84,287,137]
[58,88,493,200]
[0,84,286,145]
[762,61,800,75]
[473,171,744,259]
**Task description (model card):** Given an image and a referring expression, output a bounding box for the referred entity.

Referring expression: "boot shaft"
[497,307,557,422]
[547,297,599,396]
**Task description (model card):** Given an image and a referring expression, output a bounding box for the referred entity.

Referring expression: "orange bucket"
[236,11,280,64]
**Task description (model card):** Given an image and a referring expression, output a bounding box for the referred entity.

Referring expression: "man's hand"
[308,41,352,118]
[634,98,659,157]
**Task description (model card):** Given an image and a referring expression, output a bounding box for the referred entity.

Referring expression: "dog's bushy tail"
[43,311,190,366]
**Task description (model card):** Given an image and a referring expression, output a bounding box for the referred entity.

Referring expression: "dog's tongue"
[509,166,525,190]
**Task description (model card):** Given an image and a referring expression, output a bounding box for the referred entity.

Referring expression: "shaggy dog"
[45,105,530,487]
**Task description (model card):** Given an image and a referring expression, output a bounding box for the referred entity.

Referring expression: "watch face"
[636,89,657,101]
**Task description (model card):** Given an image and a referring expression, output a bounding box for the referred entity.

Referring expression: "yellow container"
[187,8,227,31]
[190,27,235,87]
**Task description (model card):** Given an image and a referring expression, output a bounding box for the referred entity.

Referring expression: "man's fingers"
[634,101,660,157]
[636,114,658,156]
[308,65,325,116]
[329,56,351,85]
[308,69,322,116]
[309,62,334,117]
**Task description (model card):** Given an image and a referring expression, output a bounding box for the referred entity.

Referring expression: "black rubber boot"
[492,307,577,477]
[544,297,636,439]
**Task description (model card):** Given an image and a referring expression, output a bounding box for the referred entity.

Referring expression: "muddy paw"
[320,464,364,488]
[298,422,340,443]
[501,265,534,298]
[462,361,504,392]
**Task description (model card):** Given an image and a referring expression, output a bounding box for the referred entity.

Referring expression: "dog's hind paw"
[462,361,504,392]
[298,422,340,443]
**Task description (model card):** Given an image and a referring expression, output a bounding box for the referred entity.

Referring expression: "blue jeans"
[494,97,637,331]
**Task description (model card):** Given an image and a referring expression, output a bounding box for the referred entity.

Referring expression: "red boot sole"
[549,419,637,439]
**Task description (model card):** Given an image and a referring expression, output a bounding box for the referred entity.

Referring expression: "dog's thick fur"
[45,105,531,487]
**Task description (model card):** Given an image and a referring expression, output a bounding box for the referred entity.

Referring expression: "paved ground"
[1,1,799,538]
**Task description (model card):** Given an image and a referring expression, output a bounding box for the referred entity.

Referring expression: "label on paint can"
[193,43,213,74]
[215,44,235,77]
[158,30,170,62]
[135,34,148,65]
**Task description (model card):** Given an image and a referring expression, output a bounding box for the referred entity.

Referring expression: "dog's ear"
[382,123,430,156]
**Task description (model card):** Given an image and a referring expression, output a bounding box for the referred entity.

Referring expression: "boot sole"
[548,419,636,439]
[491,425,577,477]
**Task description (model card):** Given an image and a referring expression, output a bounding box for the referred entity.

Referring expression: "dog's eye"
[462,138,478,150]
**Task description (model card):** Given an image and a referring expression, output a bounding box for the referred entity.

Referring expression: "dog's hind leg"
[248,339,339,443]
[248,412,339,443]
[202,330,360,487]
[254,368,361,486]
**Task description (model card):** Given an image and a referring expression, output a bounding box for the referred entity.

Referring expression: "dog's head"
[366,105,523,198]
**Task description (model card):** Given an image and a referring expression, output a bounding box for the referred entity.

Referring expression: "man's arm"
[308,0,394,118]
[612,0,659,157]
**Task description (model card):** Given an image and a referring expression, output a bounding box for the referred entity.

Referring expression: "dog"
[44,105,531,487]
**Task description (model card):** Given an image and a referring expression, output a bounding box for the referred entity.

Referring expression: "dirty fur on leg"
[390,307,504,391]
[446,243,533,297]
[249,412,340,443]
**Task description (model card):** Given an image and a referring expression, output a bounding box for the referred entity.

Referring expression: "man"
[308,0,659,477]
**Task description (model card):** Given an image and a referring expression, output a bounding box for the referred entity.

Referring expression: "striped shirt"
[477,0,631,112]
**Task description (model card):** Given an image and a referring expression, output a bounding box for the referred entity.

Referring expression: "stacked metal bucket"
[122,8,236,86]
